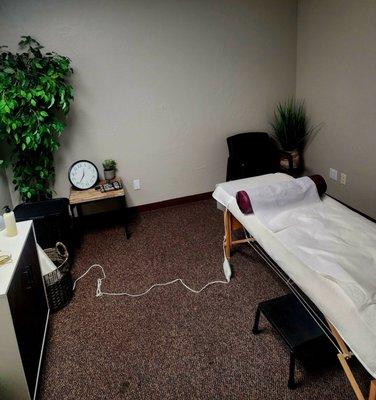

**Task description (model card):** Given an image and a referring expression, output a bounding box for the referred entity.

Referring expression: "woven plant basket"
[43,242,73,312]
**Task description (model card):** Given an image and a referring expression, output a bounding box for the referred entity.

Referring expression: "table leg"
[70,204,81,248]
[252,306,261,334]
[69,204,78,248]
[369,380,376,400]
[288,351,297,389]
[122,195,129,239]
[76,204,84,246]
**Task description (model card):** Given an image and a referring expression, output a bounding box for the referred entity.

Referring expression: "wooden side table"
[69,178,128,241]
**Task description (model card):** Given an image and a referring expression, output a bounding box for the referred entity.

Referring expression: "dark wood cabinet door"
[7,229,49,398]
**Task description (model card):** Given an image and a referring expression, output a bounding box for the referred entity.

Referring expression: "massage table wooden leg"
[327,320,353,358]
[337,356,376,400]
[327,320,375,400]
[224,210,232,259]
[337,353,365,400]
[369,380,376,400]
[223,210,254,259]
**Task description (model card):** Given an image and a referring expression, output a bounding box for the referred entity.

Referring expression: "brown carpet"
[39,199,370,400]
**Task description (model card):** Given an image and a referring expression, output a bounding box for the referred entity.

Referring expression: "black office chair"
[226,132,292,181]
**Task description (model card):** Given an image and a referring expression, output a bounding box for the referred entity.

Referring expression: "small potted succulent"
[102,159,117,181]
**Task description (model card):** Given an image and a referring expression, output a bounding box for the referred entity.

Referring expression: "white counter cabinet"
[0,221,49,399]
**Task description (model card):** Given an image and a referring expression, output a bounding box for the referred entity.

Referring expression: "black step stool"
[252,293,334,389]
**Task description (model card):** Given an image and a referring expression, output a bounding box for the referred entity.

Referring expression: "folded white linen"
[243,176,321,232]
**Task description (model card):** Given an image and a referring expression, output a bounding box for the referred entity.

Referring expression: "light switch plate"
[133,179,141,190]
[329,168,338,181]
[340,173,347,185]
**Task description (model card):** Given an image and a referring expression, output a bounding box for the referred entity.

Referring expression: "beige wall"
[297,0,376,218]
[0,145,12,209]
[0,0,297,207]
[0,170,12,210]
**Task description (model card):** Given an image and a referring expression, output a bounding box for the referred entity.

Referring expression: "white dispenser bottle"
[3,206,18,237]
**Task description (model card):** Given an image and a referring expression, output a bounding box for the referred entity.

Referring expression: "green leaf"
[30,99,36,107]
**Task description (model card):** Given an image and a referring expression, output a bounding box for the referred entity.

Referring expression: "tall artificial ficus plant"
[0,36,73,202]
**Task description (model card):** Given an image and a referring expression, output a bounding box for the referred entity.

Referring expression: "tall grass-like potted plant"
[271,97,320,172]
[0,36,73,201]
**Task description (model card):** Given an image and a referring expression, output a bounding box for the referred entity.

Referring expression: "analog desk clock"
[68,160,99,190]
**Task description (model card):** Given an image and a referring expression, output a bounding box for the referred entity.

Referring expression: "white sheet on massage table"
[213,173,376,378]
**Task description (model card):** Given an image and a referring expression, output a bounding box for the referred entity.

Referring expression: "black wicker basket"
[43,242,73,312]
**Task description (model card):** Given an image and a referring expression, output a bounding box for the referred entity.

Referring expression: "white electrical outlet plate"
[329,168,338,181]
[340,173,347,185]
[133,179,141,190]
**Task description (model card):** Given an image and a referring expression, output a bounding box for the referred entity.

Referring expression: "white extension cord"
[72,199,233,298]
[73,264,230,297]
[73,260,230,298]
[73,238,232,297]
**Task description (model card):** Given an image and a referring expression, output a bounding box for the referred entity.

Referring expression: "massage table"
[213,173,376,400]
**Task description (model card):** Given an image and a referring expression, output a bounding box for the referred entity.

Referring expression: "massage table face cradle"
[223,209,376,400]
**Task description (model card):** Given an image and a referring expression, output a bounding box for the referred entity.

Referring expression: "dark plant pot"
[280,149,301,171]
[104,169,116,181]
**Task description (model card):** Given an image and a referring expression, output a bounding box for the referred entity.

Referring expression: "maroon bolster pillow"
[236,190,253,215]
[309,174,327,197]
[236,174,327,215]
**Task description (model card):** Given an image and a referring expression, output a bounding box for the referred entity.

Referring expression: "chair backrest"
[226,132,279,181]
